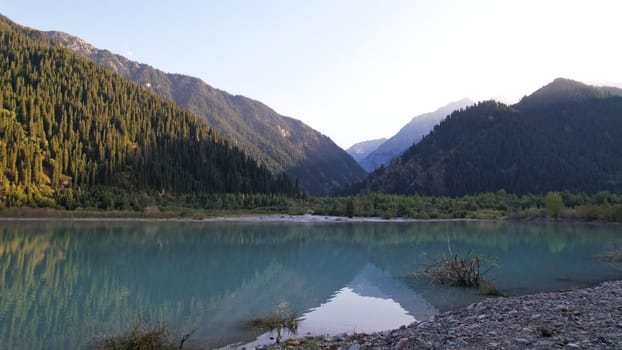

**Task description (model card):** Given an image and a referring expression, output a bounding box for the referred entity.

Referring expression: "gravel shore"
[260,280,622,349]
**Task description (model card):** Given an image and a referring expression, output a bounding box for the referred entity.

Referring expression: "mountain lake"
[0,220,621,349]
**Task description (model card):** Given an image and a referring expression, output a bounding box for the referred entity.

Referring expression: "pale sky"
[3,0,621,148]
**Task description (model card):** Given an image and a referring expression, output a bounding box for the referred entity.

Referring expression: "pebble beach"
[259,280,622,350]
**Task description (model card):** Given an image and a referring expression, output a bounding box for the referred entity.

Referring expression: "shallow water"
[0,220,620,349]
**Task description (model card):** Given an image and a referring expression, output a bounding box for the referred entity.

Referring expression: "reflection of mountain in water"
[190,240,367,348]
[243,263,424,348]
[347,263,437,321]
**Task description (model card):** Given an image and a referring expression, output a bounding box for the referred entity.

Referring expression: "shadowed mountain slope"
[44,30,365,195]
[352,79,622,195]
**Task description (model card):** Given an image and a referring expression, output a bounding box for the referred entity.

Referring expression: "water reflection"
[302,286,415,334]
[0,221,621,349]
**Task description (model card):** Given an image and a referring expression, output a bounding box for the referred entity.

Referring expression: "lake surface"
[0,220,621,349]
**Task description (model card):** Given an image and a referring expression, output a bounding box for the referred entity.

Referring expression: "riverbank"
[0,208,490,223]
[0,207,283,220]
[2,191,621,223]
[1,206,619,224]
[259,280,622,350]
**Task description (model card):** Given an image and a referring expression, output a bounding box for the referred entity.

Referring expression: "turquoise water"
[0,220,621,349]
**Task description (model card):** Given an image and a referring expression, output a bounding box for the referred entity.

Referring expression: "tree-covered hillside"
[352,79,622,196]
[43,29,365,195]
[515,78,622,111]
[0,16,297,208]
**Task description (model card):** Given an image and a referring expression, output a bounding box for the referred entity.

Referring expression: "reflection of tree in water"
[1,221,621,349]
[0,222,366,348]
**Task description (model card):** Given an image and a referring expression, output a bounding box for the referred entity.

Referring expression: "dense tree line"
[0,18,299,209]
[313,191,622,221]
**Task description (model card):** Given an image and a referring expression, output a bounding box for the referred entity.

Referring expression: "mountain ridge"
[516,77,622,110]
[43,29,365,195]
[358,98,473,172]
[346,138,387,163]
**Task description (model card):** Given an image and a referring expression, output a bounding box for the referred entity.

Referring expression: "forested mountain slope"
[353,79,622,196]
[0,15,297,208]
[42,29,365,195]
[515,78,622,110]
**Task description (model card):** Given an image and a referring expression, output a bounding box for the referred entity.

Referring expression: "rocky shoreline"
[259,280,622,349]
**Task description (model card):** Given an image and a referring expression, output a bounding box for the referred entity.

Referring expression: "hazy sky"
[3,0,622,148]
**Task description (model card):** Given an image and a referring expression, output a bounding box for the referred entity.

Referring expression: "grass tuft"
[91,320,194,350]
[478,279,503,296]
[248,309,301,344]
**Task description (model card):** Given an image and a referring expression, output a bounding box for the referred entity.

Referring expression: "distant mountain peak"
[517,78,622,110]
[357,98,473,172]
[445,97,474,109]
[346,138,387,163]
[536,78,593,96]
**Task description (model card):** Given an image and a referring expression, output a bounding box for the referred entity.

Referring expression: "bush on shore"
[91,321,193,350]
[414,245,497,290]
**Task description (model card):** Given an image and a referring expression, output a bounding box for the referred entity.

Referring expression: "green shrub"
[545,192,564,219]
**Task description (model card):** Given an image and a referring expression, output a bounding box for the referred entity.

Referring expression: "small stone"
[515,338,531,344]
[394,338,408,349]
[488,342,499,347]
[534,340,553,347]
[455,338,468,345]
[566,343,580,348]
[348,343,360,350]
[539,326,553,337]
